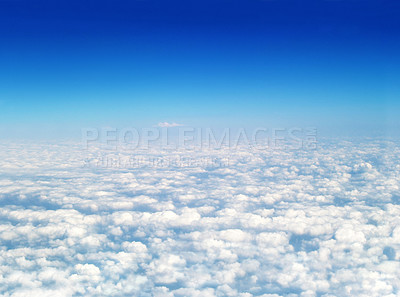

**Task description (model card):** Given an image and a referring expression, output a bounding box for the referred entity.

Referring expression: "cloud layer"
[0,139,399,296]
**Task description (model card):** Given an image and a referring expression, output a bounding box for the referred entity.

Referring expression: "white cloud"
[156,122,183,128]
[0,139,399,296]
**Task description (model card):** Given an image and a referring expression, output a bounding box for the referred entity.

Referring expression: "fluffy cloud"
[156,122,183,128]
[0,139,399,296]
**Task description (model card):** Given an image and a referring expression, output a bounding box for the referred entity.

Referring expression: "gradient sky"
[0,0,399,139]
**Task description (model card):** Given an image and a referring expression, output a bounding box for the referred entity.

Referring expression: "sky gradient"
[0,0,399,139]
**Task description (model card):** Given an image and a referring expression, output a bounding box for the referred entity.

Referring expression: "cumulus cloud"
[0,139,399,296]
[156,122,183,128]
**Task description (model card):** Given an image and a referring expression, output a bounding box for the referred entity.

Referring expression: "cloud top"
[0,139,399,296]
[156,122,183,128]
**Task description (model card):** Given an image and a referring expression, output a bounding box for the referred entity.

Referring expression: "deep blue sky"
[0,0,399,138]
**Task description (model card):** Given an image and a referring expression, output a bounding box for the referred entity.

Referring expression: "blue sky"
[0,0,399,138]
